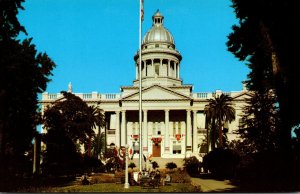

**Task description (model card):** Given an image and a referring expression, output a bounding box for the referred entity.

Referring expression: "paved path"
[190,177,238,192]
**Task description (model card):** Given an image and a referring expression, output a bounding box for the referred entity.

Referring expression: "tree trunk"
[218,120,223,148]
[211,120,216,150]
[260,21,292,151]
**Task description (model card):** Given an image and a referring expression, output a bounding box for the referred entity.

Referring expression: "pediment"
[121,85,191,101]
[232,91,253,101]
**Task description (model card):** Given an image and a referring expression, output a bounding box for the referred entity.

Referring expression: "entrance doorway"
[152,142,161,157]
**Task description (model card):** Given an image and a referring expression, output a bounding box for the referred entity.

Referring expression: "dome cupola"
[143,10,175,46]
[133,10,182,87]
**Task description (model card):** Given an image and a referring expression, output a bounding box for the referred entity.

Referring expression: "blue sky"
[18,0,249,95]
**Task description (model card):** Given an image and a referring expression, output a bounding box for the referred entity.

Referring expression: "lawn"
[25,183,200,192]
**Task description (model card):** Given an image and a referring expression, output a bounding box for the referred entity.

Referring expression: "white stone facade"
[40,11,250,160]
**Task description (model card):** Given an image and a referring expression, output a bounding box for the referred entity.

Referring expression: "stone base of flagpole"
[124,144,130,189]
[124,183,130,189]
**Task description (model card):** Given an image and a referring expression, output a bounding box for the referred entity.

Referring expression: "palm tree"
[204,94,235,150]
[86,106,105,157]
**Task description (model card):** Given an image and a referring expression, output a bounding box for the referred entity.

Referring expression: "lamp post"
[124,144,130,189]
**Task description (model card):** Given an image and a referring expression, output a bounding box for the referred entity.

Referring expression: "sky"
[18,0,249,95]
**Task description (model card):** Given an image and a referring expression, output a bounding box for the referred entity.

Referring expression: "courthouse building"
[41,11,250,160]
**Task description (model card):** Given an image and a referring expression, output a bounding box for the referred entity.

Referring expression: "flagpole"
[138,0,143,172]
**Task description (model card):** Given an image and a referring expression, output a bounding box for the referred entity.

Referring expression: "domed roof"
[142,10,175,45]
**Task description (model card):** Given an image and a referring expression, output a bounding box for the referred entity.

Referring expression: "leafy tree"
[183,156,201,177]
[227,0,300,150]
[42,91,104,175]
[202,148,240,179]
[0,0,55,190]
[204,94,235,150]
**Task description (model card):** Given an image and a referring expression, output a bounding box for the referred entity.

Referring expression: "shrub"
[235,151,300,192]
[151,161,159,169]
[165,162,177,171]
[202,148,240,179]
[183,156,202,177]
[128,162,136,170]
[169,168,191,183]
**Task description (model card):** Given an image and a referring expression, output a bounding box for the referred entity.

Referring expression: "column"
[136,64,138,79]
[186,110,192,155]
[142,61,146,77]
[167,60,170,77]
[164,110,170,154]
[115,111,120,147]
[177,63,180,79]
[121,110,126,146]
[181,121,186,154]
[143,110,148,153]
[174,63,177,78]
[160,59,163,76]
[193,110,198,154]
[152,59,154,76]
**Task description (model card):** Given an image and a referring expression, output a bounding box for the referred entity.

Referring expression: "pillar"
[152,59,154,77]
[136,64,138,79]
[175,63,177,78]
[193,110,198,154]
[143,110,148,153]
[142,61,146,77]
[167,60,170,77]
[121,110,126,146]
[160,58,163,76]
[186,110,192,155]
[181,121,186,154]
[115,111,120,147]
[165,110,170,154]
[177,63,180,79]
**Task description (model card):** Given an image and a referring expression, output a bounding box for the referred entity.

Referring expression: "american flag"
[141,0,144,22]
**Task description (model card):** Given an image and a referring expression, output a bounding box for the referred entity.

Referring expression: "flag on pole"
[141,0,144,22]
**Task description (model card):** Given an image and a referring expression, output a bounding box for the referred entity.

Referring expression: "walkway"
[191,177,238,192]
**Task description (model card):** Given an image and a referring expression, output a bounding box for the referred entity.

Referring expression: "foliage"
[0,0,55,191]
[235,150,300,192]
[82,155,104,173]
[168,169,191,183]
[92,132,106,159]
[237,90,280,153]
[42,91,104,175]
[128,162,136,170]
[202,148,240,179]
[165,162,177,171]
[204,94,235,150]
[151,161,159,169]
[41,132,81,176]
[227,0,300,150]
[183,156,201,177]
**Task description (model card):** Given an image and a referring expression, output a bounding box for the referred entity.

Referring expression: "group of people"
[135,169,170,186]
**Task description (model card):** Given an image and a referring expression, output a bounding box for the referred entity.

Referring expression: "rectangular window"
[172,143,181,154]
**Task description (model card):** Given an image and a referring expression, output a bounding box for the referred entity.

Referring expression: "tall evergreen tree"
[238,90,280,152]
[0,0,55,190]
[227,0,300,150]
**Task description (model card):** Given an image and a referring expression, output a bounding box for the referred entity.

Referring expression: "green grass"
[33,183,200,192]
